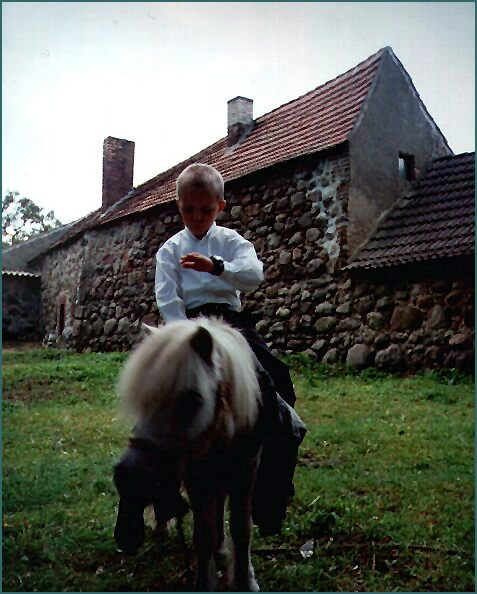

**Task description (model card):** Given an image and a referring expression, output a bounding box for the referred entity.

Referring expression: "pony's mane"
[118,317,260,432]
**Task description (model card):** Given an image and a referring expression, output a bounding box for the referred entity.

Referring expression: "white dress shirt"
[155,223,264,322]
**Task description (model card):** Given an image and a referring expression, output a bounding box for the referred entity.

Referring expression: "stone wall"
[44,149,352,352]
[251,260,474,373]
[69,208,181,351]
[41,239,86,345]
[2,273,42,340]
[38,148,474,372]
[224,150,351,275]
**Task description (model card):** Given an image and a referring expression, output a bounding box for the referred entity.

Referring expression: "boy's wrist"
[209,255,224,276]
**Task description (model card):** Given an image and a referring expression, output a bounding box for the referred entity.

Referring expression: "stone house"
[13,47,475,370]
[2,222,77,341]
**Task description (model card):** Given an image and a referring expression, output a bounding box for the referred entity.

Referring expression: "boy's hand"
[180,252,214,273]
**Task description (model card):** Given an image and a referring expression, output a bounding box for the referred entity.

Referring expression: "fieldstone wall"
[41,239,86,346]
[43,149,352,352]
[222,150,351,275]
[2,273,42,340]
[69,209,180,351]
[38,148,474,372]
[253,262,473,373]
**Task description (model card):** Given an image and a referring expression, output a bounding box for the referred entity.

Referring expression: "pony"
[117,317,263,592]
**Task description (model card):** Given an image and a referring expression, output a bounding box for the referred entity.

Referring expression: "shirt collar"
[184,222,218,242]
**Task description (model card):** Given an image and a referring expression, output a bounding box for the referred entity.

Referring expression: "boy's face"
[177,186,226,239]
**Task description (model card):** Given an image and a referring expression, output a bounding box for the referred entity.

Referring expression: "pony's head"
[118,318,261,450]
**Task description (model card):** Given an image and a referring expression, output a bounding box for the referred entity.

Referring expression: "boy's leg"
[240,326,297,406]
[250,347,306,536]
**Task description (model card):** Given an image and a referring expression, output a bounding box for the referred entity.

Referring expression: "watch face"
[211,256,224,275]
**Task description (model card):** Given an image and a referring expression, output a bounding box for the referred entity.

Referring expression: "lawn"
[2,348,474,592]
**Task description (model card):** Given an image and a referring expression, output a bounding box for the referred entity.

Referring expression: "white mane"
[118,318,261,441]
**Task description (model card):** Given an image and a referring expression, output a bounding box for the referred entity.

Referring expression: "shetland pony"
[118,317,263,592]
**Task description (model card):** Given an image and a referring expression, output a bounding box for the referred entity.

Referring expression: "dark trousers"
[186,304,307,532]
[186,304,296,405]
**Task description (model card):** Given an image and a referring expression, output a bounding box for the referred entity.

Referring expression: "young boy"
[114,163,306,553]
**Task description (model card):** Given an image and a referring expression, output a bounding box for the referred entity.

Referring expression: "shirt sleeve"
[155,243,187,322]
[220,234,264,292]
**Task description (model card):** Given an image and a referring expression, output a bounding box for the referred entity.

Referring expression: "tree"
[2,191,63,247]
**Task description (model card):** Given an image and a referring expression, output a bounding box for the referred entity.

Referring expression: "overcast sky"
[3,2,475,225]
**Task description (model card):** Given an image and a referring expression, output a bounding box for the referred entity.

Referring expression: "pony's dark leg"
[228,463,260,592]
[214,487,230,565]
[186,480,218,592]
[113,446,160,554]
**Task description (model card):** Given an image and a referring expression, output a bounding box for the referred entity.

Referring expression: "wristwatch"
[209,255,225,276]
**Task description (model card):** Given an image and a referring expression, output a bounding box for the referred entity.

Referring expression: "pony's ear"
[190,326,213,365]
[141,323,157,334]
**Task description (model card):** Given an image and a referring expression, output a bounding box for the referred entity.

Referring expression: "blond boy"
[113,164,305,553]
[155,163,264,322]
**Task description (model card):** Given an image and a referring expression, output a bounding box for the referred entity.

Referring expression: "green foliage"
[2,190,63,245]
[2,349,474,592]
[283,353,353,386]
[418,366,474,386]
[284,352,473,387]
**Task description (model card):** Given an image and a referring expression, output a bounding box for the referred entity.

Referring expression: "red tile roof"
[2,219,79,271]
[346,152,475,270]
[98,47,387,224]
[35,47,390,259]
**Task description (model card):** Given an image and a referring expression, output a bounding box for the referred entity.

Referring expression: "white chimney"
[227,96,254,146]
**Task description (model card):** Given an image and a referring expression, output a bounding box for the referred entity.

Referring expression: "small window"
[399,153,415,181]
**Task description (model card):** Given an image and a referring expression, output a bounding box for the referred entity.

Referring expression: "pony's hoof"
[233,578,260,592]
[232,566,260,592]
[194,577,216,592]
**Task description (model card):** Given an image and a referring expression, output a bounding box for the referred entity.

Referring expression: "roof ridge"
[255,47,387,123]
[101,48,387,219]
[107,52,386,213]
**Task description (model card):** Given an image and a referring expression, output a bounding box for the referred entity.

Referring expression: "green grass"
[2,349,474,592]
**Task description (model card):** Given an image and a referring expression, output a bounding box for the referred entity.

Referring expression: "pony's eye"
[176,390,203,424]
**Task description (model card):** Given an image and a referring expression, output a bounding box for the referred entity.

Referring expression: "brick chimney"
[102,136,135,211]
[227,96,254,146]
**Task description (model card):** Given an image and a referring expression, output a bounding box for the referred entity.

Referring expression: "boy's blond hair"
[176,163,224,202]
